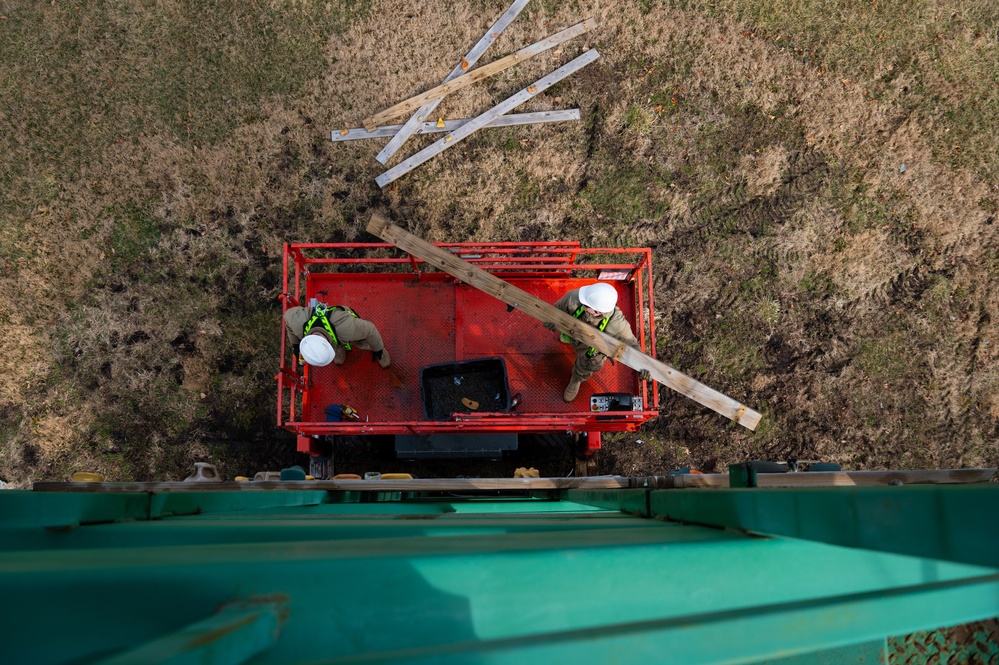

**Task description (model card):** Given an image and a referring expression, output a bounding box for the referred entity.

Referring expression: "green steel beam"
[0,490,599,527]
[149,490,328,518]
[2,489,998,664]
[0,490,149,528]
[562,489,650,516]
[754,639,887,665]
[301,574,999,665]
[650,484,999,568]
[0,515,644,552]
[441,499,607,513]
[94,595,287,665]
[2,509,996,663]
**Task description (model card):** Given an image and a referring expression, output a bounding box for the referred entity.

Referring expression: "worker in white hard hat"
[284,303,390,369]
[546,282,650,402]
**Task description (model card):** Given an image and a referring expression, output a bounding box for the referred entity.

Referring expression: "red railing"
[277,241,657,441]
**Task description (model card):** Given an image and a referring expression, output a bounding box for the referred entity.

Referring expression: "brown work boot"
[333,346,347,365]
[563,378,582,402]
[375,348,391,369]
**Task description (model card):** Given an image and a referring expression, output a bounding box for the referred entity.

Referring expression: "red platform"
[277,242,659,451]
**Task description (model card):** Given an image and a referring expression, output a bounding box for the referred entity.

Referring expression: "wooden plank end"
[366,213,390,237]
[739,407,763,431]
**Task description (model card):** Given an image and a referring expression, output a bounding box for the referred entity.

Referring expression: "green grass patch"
[513,172,543,208]
[709,333,765,383]
[0,217,38,279]
[1,0,371,171]
[705,313,767,383]
[624,104,654,133]
[702,0,998,178]
[106,203,163,271]
[580,158,668,228]
[853,331,912,382]
[798,270,835,298]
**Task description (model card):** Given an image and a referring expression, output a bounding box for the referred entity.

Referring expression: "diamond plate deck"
[301,274,642,424]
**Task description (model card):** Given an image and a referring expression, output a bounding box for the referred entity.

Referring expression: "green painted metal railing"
[0,482,996,664]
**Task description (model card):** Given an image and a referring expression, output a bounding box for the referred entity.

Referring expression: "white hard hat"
[578,282,618,313]
[300,333,335,367]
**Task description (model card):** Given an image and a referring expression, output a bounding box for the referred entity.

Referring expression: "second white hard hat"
[578,282,618,313]
[300,333,336,367]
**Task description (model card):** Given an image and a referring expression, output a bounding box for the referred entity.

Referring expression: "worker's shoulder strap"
[332,305,359,318]
[304,305,358,349]
[572,306,611,357]
[305,305,357,326]
[572,305,610,329]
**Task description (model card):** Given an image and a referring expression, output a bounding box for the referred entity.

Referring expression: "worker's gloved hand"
[291,344,302,364]
[543,322,557,332]
[639,369,653,381]
[371,350,383,362]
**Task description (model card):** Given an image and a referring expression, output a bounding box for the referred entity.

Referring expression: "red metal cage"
[276,241,659,454]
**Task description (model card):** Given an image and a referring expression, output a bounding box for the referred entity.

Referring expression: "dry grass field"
[0,0,996,484]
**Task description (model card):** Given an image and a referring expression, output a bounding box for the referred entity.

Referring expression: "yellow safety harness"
[566,305,610,357]
[304,304,359,350]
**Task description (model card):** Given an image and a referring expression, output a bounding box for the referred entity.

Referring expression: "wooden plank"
[332,110,580,142]
[670,474,730,489]
[32,476,632,493]
[375,0,530,163]
[375,49,600,187]
[672,468,998,488]
[362,18,597,131]
[366,214,763,430]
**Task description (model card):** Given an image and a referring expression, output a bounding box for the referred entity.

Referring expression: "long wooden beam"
[375,0,531,163]
[375,49,599,187]
[362,18,596,131]
[332,110,580,142]
[367,214,763,430]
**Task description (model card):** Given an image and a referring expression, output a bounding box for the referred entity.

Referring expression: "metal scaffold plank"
[375,0,531,163]
[363,19,596,131]
[333,110,580,142]
[375,49,600,187]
